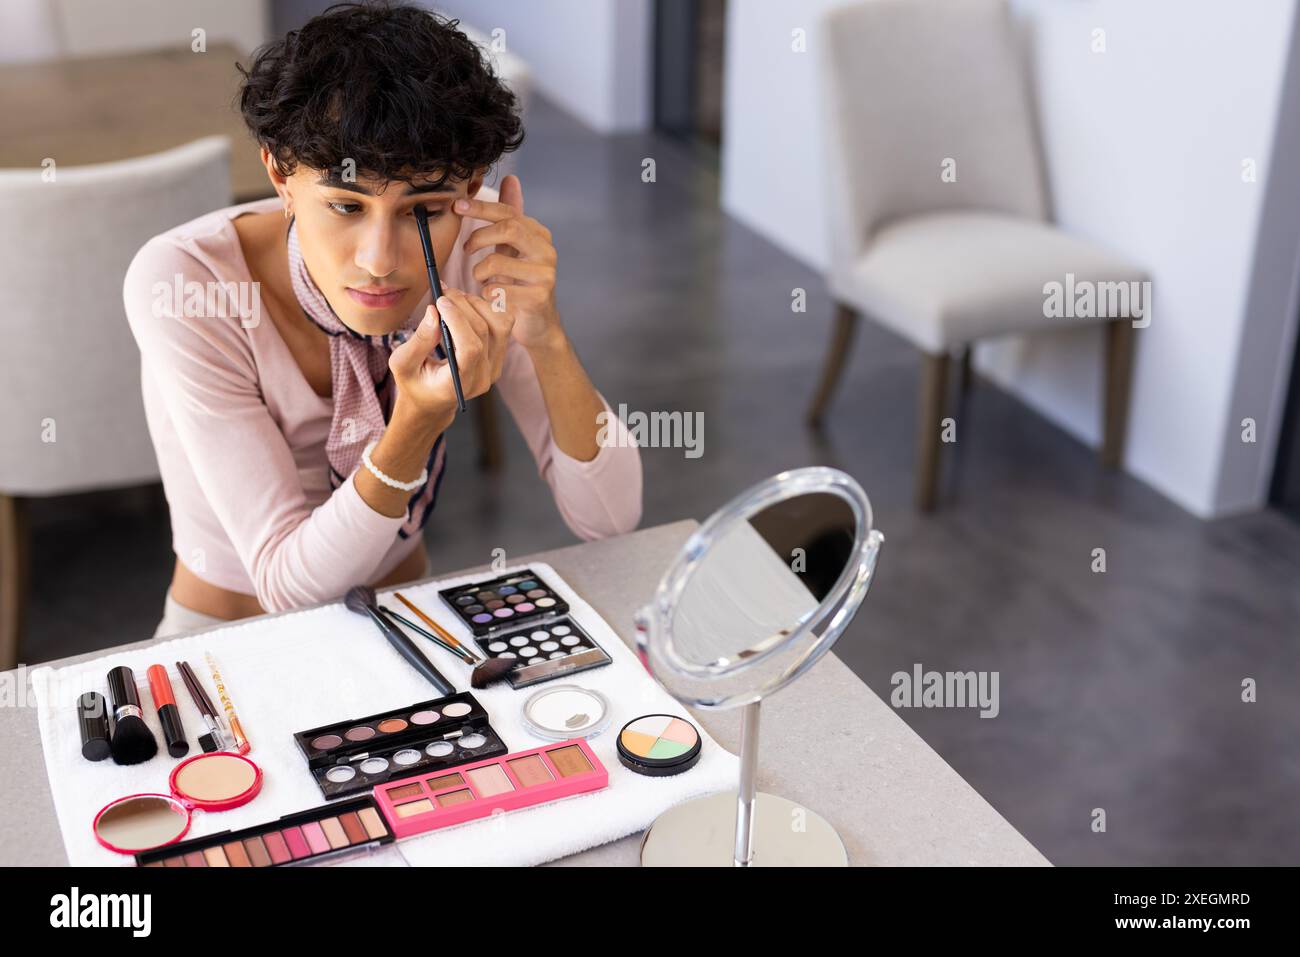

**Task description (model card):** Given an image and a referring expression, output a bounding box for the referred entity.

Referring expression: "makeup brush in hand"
[106,665,158,765]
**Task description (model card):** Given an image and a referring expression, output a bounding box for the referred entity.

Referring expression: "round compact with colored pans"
[616,715,702,776]
[92,752,263,854]
[522,685,611,740]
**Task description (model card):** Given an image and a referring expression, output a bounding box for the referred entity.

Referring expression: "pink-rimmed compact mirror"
[92,752,263,854]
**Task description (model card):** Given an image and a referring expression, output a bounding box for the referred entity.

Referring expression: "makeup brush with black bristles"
[345,586,455,695]
[106,665,158,765]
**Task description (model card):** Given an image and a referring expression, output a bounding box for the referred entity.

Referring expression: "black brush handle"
[414,205,445,301]
[106,665,143,718]
[414,205,466,413]
[440,319,466,413]
[365,605,454,695]
[382,607,477,663]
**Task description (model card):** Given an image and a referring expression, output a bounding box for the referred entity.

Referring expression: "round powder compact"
[92,752,264,856]
[616,715,701,777]
[522,685,611,741]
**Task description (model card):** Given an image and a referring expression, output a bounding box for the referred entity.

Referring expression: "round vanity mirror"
[635,467,884,866]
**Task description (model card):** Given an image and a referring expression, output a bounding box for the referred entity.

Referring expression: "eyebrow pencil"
[413,204,466,413]
[177,659,229,752]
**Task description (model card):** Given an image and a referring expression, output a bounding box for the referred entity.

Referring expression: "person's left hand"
[457,175,562,352]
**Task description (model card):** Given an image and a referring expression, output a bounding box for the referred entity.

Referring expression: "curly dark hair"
[237,1,524,188]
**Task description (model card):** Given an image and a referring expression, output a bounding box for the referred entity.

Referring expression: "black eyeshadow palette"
[473,616,612,690]
[439,567,571,637]
[292,692,507,800]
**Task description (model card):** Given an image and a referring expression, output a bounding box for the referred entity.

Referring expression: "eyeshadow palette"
[473,616,611,689]
[439,568,571,637]
[135,795,393,868]
[373,739,608,839]
[293,692,506,800]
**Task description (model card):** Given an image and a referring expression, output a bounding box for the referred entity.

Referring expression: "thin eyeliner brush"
[413,204,466,413]
[380,608,468,659]
[380,606,515,689]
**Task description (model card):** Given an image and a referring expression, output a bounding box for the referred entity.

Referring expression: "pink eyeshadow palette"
[373,739,608,838]
[439,568,571,637]
[293,691,505,800]
[472,617,611,689]
[134,795,393,868]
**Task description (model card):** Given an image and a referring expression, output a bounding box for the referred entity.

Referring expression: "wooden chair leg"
[807,302,860,428]
[474,390,505,473]
[0,493,29,670]
[916,352,950,512]
[1101,320,1136,469]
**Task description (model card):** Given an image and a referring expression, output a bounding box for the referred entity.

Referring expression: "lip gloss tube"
[147,665,190,758]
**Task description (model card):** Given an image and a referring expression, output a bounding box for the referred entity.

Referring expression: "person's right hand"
[388,287,514,418]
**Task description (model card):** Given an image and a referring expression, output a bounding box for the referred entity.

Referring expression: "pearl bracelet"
[361,441,428,492]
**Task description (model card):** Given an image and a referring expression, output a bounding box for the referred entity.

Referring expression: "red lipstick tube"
[147,665,190,758]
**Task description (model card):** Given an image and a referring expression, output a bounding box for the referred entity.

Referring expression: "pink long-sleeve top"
[123,196,642,613]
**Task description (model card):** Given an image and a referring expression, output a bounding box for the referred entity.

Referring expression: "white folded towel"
[30,563,738,867]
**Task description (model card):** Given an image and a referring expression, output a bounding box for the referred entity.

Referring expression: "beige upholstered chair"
[809,0,1147,510]
[0,137,231,668]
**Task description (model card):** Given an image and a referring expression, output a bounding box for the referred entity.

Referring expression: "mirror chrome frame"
[635,466,885,710]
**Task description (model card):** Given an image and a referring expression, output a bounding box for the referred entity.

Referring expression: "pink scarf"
[286,221,446,540]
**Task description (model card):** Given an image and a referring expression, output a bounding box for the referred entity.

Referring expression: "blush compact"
[92,751,263,854]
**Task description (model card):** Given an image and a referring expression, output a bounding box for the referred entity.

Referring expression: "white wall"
[1215,22,1300,512]
[721,0,1300,518]
[0,1,61,62]
[54,0,269,57]
[432,0,652,134]
[991,0,1299,518]
[721,0,837,267]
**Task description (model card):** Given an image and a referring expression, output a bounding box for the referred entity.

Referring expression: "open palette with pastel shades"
[620,715,699,759]
[373,739,608,839]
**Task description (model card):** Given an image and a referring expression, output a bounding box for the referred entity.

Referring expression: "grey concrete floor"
[22,97,1300,866]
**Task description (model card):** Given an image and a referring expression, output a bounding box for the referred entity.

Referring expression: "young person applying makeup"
[123,3,642,638]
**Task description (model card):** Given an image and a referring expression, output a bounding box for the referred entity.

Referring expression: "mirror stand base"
[639,792,848,867]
